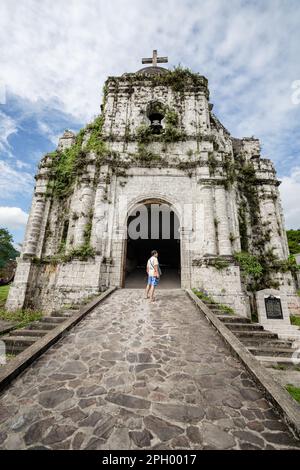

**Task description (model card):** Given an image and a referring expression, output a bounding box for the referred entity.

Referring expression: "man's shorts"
[148,276,159,287]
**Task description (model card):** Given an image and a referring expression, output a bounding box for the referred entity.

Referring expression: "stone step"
[50,310,76,318]
[211,309,226,314]
[9,329,49,338]
[5,344,27,355]
[241,338,294,348]
[257,356,300,367]
[216,315,251,324]
[226,323,263,331]
[204,303,221,309]
[27,322,60,331]
[233,330,278,340]
[42,316,66,324]
[247,346,297,358]
[1,335,40,348]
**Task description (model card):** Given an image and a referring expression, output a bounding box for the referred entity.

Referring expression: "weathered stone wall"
[24,259,104,313]
[6,67,300,317]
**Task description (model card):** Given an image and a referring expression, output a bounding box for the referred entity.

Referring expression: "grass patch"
[218,304,235,315]
[291,316,300,328]
[192,289,235,314]
[0,309,43,329]
[192,288,216,304]
[285,384,300,403]
[0,285,9,308]
[272,364,287,371]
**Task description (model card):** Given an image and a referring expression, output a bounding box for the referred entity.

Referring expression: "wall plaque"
[264,295,283,319]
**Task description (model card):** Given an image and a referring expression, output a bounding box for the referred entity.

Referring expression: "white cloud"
[0,0,299,136]
[279,167,300,229]
[37,121,61,146]
[0,160,34,198]
[0,111,18,155]
[0,0,300,229]
[0,206,28,230]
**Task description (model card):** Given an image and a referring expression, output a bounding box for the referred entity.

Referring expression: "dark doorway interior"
[124,203,181,288]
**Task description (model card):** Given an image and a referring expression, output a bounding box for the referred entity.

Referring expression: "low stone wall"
[6,258,107,314]
[190,264,250,317]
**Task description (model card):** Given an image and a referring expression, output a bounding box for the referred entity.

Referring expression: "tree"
[0,228,19,269]
[286,229,300,255]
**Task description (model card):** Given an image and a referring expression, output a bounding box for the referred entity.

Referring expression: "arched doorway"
[124,201,181,288]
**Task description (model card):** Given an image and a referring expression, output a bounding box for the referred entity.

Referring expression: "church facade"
[6,52,300,317]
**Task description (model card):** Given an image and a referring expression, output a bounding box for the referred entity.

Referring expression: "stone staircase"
[203,301,300,368]
[1,308,79,355]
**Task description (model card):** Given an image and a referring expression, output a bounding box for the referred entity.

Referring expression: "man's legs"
[145,282,151,299]
[149,284,156,302]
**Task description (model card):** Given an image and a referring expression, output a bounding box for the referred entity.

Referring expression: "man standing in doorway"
[145,250,160,302]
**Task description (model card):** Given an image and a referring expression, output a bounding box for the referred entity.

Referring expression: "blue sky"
[1,0,300,247]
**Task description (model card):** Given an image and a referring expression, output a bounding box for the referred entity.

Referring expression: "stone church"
[6,51,300,317]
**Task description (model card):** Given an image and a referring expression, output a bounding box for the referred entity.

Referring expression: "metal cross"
[142,49,168,67]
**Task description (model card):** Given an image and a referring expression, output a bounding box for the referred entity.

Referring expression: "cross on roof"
[142,50,168,67]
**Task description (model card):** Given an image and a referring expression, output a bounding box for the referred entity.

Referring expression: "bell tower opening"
[124,202,181,288]
[146,101,165,135]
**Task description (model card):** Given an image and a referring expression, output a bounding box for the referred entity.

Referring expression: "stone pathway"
[0,289,299,450]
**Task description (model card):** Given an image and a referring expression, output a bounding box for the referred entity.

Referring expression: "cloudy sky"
[1,0,300,246]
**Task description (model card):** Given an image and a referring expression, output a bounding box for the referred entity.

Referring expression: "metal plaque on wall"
[264,295,283,319]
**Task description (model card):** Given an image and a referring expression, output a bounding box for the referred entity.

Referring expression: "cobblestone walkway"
[0,289,299,450]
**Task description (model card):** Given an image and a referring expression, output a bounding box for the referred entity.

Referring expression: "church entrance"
[124,202,181,288]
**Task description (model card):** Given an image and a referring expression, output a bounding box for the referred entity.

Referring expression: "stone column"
[260,196,285,259]
[72,184,95,248]
[201,185,217,255]
[180,227,193,288]
[22,189,47,257]
[90,180,108,253]
[214,186,232,256]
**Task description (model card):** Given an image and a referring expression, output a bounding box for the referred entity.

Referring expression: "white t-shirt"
[147,256,158,276]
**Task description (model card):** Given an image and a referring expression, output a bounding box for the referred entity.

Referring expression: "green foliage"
[285,384,300,403]
[272,255,300,274]
[136,124,153,144]
[207,152,218,176]
[272,364,287,371]
[211,257,230,270]
[192,288,215,304]
[48,130,85,199]
[150,66,208,93]
[238,202,248,252]
[47,116,107,199]
[164,109,179,127]
[0,228,19,269]
[63,245,95,262]
[136,107,185,145]
[238,163,259,227]
[286,229,300,254]
[135,144,162,164]
[0,285,9,308]
[192,289,235,315]
[234,250,299,291]
[234,252,263,279]
[222,155,236,186]
[218,304,235,315]
[0,308,43,328]
[290,316,300,327]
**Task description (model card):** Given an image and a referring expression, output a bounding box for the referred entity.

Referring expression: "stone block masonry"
[6,62,300,316]
[1,290,300,449]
